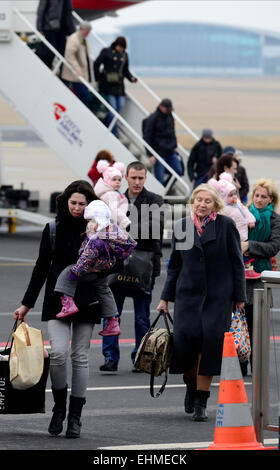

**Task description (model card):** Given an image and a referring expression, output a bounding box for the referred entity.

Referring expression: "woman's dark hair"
[111,36,127,50]
[56,180,96,212]
[95,150,114,164]
[216,155,238,179]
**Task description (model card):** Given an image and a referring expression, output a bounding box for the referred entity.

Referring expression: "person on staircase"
[187,128,223,189]
[93,36,137,138]
[142,99,184,186]
[36,0,75,68]
[61,22,92,108]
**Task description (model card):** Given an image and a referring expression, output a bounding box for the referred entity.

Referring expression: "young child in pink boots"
[54,200,137,336]
[209,173,261,280]
[94,160,131,229]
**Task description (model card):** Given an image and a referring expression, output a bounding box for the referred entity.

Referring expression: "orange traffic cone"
[208,332,276,450]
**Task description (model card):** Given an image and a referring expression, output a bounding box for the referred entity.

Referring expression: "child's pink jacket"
[94,178,131,229]
[222,201,256,241]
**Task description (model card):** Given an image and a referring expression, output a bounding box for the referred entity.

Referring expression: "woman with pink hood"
[94,159,131,229]
[208,172,260,280]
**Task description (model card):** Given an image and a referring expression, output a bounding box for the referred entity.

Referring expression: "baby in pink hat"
[94,160,131,229]
[208,172,260,280]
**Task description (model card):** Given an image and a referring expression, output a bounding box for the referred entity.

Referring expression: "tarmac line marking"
[45,382,252,393]
[0,257,36,262]
[0,338,136,347]
[99,438,278,450]
[0,263,35,266]
[2,142,26,147]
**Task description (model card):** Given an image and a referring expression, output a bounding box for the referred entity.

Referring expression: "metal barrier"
[252,271,280,445]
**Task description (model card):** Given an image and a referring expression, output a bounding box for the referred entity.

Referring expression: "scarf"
[248,202,274,272]
[192,211,217,237]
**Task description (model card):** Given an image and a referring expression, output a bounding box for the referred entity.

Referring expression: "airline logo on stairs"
[53,102,83,148]
[54,103,66,121]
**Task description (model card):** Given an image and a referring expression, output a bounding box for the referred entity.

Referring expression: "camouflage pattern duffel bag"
[134,310,173,398]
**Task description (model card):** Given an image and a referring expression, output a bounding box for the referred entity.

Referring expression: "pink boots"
[56,295,79,319]
[56,297,121,337]
[99,318,121,337]
[245,264,261,280]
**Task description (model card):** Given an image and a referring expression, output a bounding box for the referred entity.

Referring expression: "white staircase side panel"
[12,1,38,32]
[0,33,164,195]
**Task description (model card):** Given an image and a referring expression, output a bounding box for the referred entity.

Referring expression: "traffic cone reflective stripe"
[207,332,276,450]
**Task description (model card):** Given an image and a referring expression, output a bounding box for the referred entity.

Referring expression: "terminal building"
[114,22,280,76]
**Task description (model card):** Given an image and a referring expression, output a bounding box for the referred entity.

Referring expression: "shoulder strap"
[48,220,57,253]
[150,368,168,398]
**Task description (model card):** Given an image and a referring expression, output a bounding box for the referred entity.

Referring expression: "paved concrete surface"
[0,133,279,460]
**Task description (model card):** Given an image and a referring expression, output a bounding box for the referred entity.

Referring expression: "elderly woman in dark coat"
[240,179,280,376]
[157,183,246,421]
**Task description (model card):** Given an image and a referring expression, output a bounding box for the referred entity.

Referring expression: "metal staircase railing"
[72,11,200,195]
[12,6,191,202]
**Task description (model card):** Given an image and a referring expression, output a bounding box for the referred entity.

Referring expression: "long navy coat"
[161,214,246,376]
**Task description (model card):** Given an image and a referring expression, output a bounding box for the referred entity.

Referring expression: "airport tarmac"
[0,237,279,453]
[0,112,280,454]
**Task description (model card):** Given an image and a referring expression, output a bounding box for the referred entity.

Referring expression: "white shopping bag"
[9,321,44,390]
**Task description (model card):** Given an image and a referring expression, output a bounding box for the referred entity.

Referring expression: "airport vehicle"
[0,1,198,235]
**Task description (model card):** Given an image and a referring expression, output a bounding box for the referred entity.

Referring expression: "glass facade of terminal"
[120,23,280,75]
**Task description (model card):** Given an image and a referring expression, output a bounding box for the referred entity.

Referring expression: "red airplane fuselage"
[72,0,144,21]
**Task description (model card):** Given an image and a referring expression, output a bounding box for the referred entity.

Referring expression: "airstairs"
[0,1,199,236]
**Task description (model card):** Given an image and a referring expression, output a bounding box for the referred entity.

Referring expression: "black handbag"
[0,321,50,414]
[108,250,154,297]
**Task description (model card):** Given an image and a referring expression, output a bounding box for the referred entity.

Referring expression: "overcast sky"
[93,1,280,35]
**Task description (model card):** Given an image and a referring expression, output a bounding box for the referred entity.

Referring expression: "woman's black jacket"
[21,211,121,323]
[93,46,134,96]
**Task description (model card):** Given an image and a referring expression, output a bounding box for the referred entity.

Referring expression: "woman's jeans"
[105,94,126,137]
[48,320,94,397]
[154,152,183,185]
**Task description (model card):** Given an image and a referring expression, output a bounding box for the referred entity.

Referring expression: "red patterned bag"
[229,309,251,363]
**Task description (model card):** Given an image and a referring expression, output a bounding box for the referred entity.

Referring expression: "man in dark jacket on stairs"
[143,99,184,185]
[187,128,223,189]
[36,0,75,68]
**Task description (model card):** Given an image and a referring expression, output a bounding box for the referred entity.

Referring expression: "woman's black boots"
[66,396,86,439]
[183,376,197,414]
[48,386,68,435]
[191,390,210,422]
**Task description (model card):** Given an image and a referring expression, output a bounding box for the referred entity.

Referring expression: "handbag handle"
[3,319,19,353]
[149,310,173,398]
[20,321,31,346]
[150,309,173,335]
